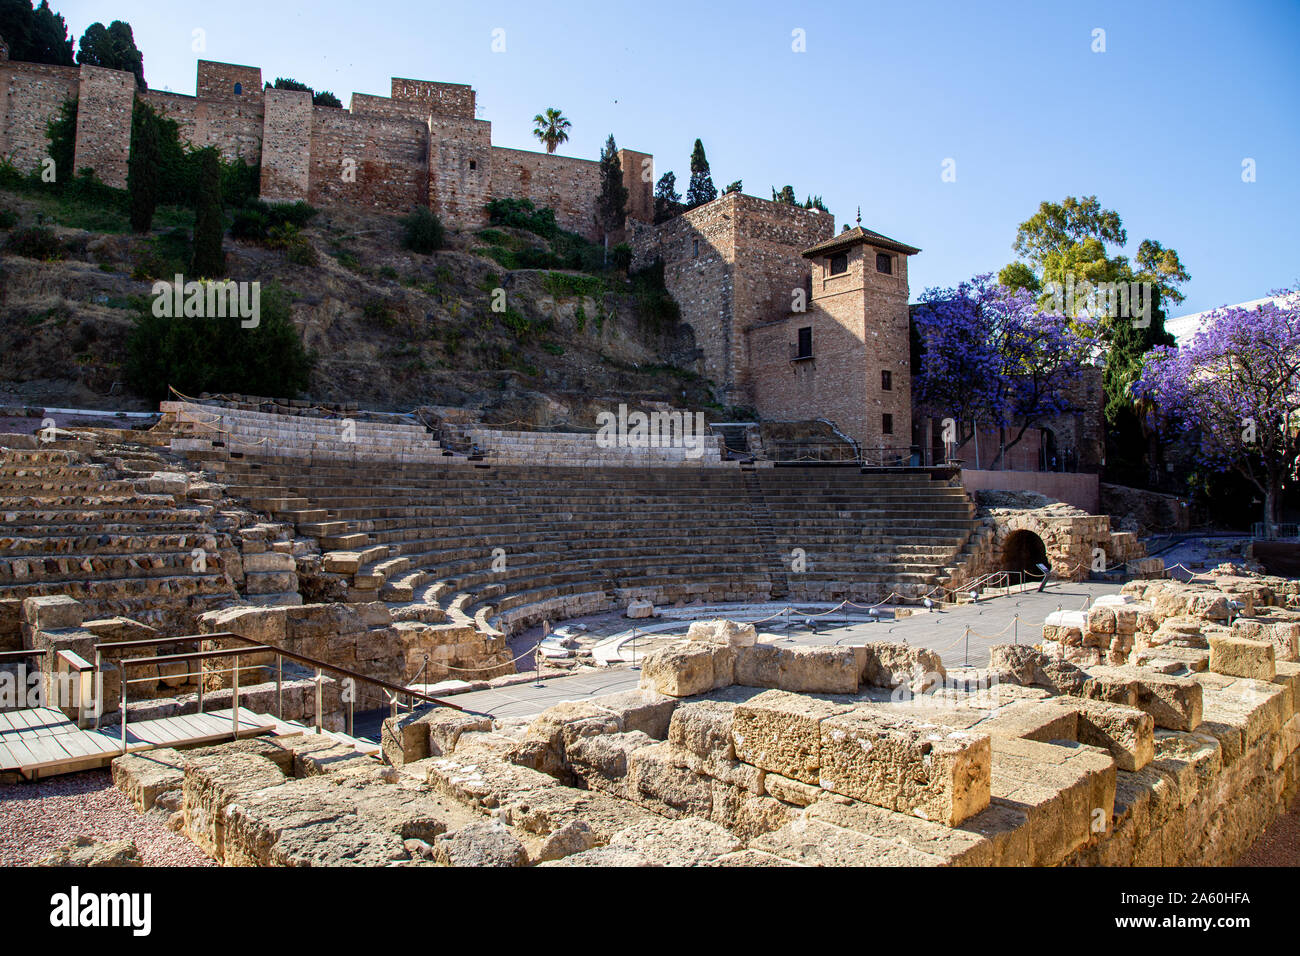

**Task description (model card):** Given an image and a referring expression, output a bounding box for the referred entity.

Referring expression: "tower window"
[692,238,700,258]
[876,253,893,274]
[829,252,848,275]
[233,82,243,96]
[469,160,477,170]
[796,326,813,359]
[882,413,894,435]
[881,370,892,391]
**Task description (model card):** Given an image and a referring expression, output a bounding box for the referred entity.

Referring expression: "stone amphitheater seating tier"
[0,447,240,638]
[208,455,983,637]
[462,427,727,466]
[159,402,446,464]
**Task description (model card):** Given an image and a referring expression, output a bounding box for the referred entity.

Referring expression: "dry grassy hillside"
[0,187,716,425]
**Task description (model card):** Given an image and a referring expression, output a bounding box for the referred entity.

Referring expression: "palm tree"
[532,108,571,154]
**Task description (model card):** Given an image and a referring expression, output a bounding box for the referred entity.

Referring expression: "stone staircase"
[0,444,243,641]
[158,401,446,464]
[461,426,727,467]
[205,454,985,636]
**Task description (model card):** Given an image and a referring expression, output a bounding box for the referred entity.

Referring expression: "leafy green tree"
[997,261,1041,295]
[685,139,716,208]
[1005,195,1188,310]
[1001,195,1191,489]
[77,20,145,89]
[532,108,571,154]
[771,185,796,205]
[653,171,682,223]
[724,180,743,195]
[596,133,628,237]
[269,78,342,109]
[190,147,225,278]
[128,100,162,233]
[0,0,74,65]
[803,195,828,212]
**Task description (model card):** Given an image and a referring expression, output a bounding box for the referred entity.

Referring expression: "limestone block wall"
[197,601,513,707]
[0,54,650,237]
[141,89,264,166]
[309,107,429,212]
[259,88,313,202]
[0,61,79,175]
[630,193,833,406]
[391,77,475,119]
[491,146,603,241]
[428,115,493,229]
[72,65,135,188]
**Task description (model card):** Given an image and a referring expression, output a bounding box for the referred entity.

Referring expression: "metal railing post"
[347,697,354,738]
[276,655,283,719]
[314,668,323,734]
[120,664,128,754]
[231,654,240,740]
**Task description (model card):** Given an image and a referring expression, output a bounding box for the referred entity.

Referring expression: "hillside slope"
[0,190,714,425]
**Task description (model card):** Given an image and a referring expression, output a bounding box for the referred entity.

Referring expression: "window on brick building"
[233,82,243,96]
[796,327,813,359]
[692,238,699,258]
[882,413,894,435]
[829,252,848,275]
[876,252,893,274]
[881,370,892,391]
[469,160,477,170]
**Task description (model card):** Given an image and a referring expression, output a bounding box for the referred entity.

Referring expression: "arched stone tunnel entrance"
[1002,529,1049,579]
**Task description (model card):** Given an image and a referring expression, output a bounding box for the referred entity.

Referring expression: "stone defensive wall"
[629,192,835,402]
[0,57,652,239]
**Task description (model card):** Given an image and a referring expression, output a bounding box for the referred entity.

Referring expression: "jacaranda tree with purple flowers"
[1136,291,1300,535]
[913,274,1094,469]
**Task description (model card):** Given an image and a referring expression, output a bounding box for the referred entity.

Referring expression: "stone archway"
[1002,529,1049,579]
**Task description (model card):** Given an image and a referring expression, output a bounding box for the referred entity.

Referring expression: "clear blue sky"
[58,0,1300,315]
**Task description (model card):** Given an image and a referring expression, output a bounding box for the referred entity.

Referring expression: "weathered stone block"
[638,641,716,697]
[21,595,85,631]
[777,644,858,694]
[1209,634,1276,681]
[731,689,853,786]
[1063,697,1155,771]
[818,709,991,825]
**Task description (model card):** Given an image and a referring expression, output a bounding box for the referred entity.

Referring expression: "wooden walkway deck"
[0,707,278,779]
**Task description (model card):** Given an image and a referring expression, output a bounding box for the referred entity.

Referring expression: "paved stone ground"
[465,580,1121,720]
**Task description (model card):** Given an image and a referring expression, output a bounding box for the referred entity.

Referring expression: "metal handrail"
[101,634,461,750]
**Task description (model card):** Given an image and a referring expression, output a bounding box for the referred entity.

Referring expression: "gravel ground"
[0,770,213,867]
[1235,800,1300,866]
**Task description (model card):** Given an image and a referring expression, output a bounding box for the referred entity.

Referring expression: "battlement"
[0,54,651,238]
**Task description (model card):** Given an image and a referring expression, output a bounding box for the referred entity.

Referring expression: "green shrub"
[543,272,606,298]
[6,226,63,260]
[131,228,192,281]
[125,282,315,402]
[362,297,395,327]
[485,198,557,238]
[401,206,445,254]
[611,243,633,273]
[0,208,18,229]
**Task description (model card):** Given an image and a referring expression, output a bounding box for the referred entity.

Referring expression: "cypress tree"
[685,138,716,208]
[190,147,225,278]
[596,134,628,237]
[128,102,161,233]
